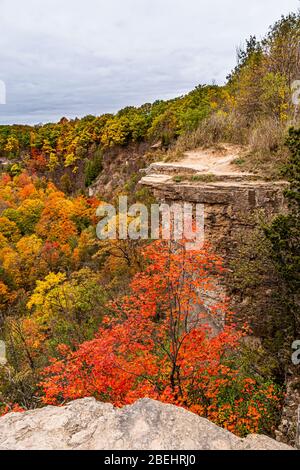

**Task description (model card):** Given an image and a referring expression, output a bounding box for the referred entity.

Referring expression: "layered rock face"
[0,398,294,450]
[139,146,300,447]
[139,146,287,256]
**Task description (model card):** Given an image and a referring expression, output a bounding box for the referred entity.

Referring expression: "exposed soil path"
[176,143,251,176]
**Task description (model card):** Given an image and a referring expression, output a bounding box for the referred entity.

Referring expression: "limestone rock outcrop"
[0,398,293,450]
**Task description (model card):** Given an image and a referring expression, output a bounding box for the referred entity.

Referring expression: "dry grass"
[242,118,290,177]
[165,111,248,162]
[165,111,297,179]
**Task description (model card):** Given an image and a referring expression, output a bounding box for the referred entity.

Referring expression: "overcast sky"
[0,0,299,125]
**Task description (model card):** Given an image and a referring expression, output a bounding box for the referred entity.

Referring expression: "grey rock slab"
[0,398,294,450]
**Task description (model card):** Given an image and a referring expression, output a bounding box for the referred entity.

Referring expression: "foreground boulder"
[0,398,293,450]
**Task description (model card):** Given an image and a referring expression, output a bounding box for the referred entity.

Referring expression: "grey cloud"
[0,0,299,124]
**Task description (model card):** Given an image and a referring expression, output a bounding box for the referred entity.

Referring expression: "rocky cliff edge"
[0,398,294,450]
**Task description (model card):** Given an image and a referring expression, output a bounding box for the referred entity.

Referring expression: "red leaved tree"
[41,240,282,436]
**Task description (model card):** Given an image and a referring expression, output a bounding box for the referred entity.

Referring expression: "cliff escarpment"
[139,143,288,256]
[139,143,300,447]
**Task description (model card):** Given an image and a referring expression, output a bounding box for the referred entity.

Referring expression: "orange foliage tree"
[41,240,282,436]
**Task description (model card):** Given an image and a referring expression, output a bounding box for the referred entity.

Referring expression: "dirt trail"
[142,143,259,186]
[164,143,252,176]
[180,144,251,175]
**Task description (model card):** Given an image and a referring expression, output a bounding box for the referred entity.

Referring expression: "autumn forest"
[0,11,299,443]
